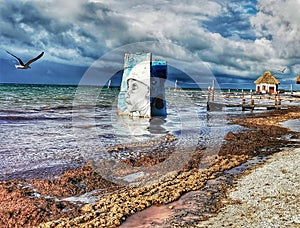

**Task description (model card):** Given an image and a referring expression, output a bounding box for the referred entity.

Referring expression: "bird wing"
[6,51,25,66]
[24,52,44,66]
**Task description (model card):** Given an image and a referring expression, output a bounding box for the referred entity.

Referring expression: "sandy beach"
[196,148,300,228]
[0,106,299,227]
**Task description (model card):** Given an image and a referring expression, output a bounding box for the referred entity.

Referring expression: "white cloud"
[251,0,300,59]
[34,0,86,22]
[1,0,300,85]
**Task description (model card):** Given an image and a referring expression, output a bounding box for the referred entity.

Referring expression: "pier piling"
[241,90,245,106]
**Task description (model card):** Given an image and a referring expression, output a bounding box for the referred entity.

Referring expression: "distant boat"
[174,79,178,91]
[107,80,111,89]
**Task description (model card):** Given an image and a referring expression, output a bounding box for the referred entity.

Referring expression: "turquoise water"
[0,84,243,180]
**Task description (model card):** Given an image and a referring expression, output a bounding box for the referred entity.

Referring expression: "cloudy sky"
[0,0,300,89]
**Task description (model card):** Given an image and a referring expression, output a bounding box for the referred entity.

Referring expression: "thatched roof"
[254,71,280,85]
[296,75,300,84]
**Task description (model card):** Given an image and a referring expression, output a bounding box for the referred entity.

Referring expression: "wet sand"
[0,107,299,227]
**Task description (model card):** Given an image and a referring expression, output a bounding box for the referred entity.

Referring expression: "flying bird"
[278,67,286,73]
[6,51,44,69]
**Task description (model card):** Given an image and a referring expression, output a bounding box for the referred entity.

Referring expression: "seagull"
[6,51,44,69]
[278,67,286,73]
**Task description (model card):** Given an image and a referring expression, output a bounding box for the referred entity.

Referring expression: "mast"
[107,80,111,89]
[211,80,215,101]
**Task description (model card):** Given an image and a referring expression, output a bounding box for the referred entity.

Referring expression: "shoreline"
[120,148,299,228]
[0,106,299,227]
[196,148,300,228]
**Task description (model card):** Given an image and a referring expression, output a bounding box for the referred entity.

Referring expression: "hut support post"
[277,92,281,106]
[250,90,254,105]
[241,89,245,106]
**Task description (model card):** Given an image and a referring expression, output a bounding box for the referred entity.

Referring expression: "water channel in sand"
[120,155,270,227]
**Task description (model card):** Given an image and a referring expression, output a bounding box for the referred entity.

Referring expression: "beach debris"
[224,131,238,141]
[37,154,250,228]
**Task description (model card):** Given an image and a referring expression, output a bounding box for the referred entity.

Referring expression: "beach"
[196,148,300,228]
[0,98,299,227]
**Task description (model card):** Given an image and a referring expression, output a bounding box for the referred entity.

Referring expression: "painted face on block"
[126,79,150,112]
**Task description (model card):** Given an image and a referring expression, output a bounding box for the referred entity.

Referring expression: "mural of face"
[125,79,150,115]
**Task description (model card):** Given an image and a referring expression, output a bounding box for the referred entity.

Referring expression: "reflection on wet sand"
[113,115,167,137]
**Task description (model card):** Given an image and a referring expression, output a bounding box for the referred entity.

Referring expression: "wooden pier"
[206,88,283,111]
[207,101,281,111]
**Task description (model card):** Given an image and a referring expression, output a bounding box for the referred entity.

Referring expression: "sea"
[0,83,298,181]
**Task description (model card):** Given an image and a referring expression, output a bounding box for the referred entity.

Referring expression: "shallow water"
[280,119,300,132]
[0,84,277,180]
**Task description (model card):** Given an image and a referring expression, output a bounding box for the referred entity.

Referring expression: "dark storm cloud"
[202,0,257,40]
[1,0,300,86]
[0,0,121,64]
[0,1,49,45]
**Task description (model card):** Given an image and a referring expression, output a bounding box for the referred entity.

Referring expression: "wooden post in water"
[207,86,211,102]
[250,89,254,105]
[277,92,281,106]
[274,93,277,106]
[207,86,210,111]
[241,89,245,106]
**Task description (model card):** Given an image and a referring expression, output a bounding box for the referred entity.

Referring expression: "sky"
[0,0,300,90]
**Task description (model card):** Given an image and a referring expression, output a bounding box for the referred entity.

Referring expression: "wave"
[0,115,70,122]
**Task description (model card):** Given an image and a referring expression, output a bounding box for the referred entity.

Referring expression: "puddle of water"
[60,189,103,204]
[280,119,300,143]
[280,119,300,132]
[120,204,174,228]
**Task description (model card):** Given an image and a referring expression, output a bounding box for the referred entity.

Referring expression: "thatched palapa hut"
[254,71,280,94]
[296,75,300,84]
